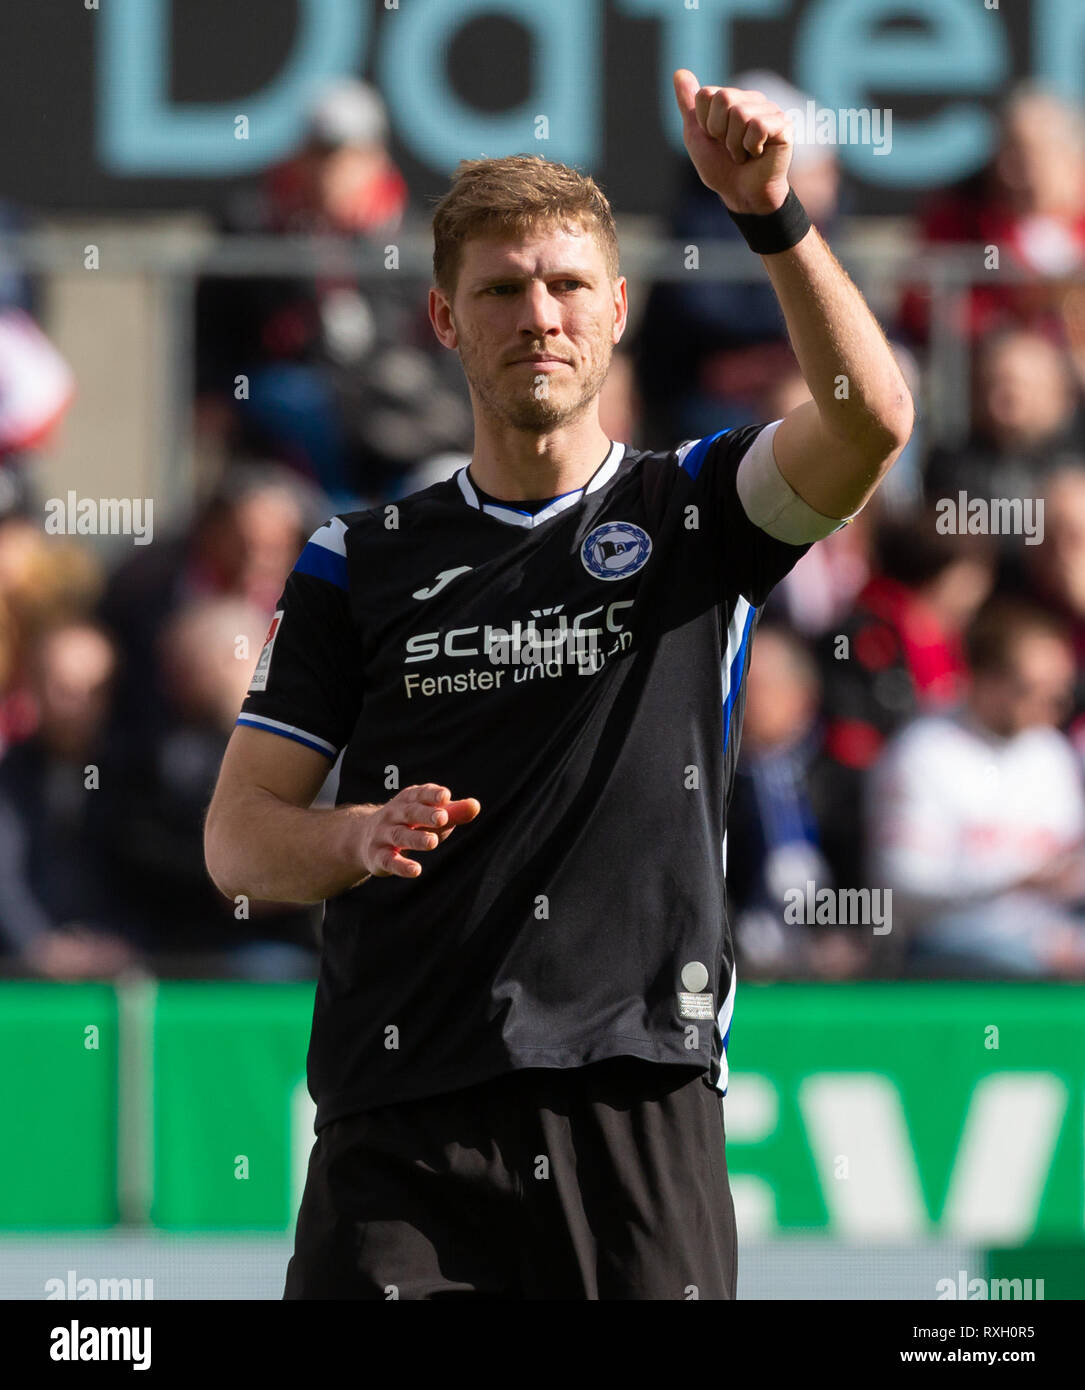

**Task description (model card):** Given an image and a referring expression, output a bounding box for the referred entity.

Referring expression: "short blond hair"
[430,154,620,297]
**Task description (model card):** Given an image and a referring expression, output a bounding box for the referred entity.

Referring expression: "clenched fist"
[672,68,793,216]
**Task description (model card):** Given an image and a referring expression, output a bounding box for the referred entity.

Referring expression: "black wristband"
[726,188,811,255]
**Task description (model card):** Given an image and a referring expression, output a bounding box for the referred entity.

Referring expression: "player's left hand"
[672,69,793,215]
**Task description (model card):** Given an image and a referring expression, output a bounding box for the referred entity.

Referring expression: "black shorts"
[284,1056,737,1300]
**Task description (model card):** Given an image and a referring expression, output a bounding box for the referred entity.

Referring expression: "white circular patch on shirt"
[681,961,709,993]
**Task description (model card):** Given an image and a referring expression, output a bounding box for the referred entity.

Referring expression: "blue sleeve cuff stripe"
[294,542,349,590]
[236,717,338,758]
[678,429,730,481]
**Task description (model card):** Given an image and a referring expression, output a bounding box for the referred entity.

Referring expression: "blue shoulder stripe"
[294,542,348,591]
[677,429,730,481]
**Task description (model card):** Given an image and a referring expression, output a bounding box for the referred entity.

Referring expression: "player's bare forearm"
[760,230,914,517]
[204,727,481,904]
[672,68,914,520]
[205,792,378,904]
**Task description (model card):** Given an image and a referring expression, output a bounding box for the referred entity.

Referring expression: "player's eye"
[484,284,518,296]
[555,280,583,292]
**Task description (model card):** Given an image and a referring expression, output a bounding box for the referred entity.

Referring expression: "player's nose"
[517,280,564,336]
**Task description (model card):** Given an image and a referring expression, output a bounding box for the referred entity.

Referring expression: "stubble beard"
[458,335,612,433]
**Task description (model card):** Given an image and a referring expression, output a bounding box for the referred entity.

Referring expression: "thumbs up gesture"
[672,68,794,215]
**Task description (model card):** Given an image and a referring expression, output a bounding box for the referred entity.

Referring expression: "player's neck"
[468,416,613,502]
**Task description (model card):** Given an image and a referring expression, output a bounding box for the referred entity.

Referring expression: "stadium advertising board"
[5,983,1084,1244]
[0,0,1079,214]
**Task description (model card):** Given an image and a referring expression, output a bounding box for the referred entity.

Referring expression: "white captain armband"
[736,419,863,544]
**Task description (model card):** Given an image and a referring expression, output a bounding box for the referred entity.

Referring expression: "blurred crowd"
[0,77,1084,982]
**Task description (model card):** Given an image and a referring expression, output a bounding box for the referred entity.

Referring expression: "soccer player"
[204,71,913,1299]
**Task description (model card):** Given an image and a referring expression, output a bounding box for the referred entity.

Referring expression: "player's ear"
[612,276,629,340]
[428,287,458,348]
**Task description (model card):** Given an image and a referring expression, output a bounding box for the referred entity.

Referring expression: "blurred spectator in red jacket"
[195,80,471,504]
[818,510,996,772]
[99,464,320,744]
[0,198,75,480]
[261,79,408,238]
[899,85,1085,365]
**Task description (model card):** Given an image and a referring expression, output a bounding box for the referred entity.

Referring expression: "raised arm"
[672,69,914,521]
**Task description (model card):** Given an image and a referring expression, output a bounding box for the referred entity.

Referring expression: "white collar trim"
[456,441,626,529]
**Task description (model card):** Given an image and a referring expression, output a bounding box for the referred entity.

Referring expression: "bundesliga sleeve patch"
[249,610,284,692]
[678,960,714,1019]
[679,992,715,1020]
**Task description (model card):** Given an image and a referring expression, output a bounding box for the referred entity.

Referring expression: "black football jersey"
[238,425,813,1127]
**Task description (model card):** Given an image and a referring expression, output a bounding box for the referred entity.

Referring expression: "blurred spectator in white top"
[869,598,1085,978]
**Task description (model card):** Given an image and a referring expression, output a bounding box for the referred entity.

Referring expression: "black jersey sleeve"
[675,421,818,607]
[236,516,363,759]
